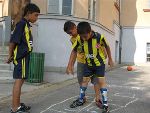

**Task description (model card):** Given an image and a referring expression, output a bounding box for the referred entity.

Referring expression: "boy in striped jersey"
[66,22,114,113]
[64,21,102,108]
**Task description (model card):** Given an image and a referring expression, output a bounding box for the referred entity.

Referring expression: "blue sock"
[79,86,87,101]
[100,88,108,106]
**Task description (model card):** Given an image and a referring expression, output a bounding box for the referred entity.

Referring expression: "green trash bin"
[27,52,45,83]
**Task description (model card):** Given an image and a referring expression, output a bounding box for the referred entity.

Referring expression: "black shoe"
[10,106,30,113]
[20,103,31,111]
[102,105,109,113]
[70,98,86,108]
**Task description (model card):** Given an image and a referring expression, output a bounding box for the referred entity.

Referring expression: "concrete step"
[0,70,13,77]
[0,53,8,63]
[0,70,13,83]
[0,77,14,83]
[0,64,11,70]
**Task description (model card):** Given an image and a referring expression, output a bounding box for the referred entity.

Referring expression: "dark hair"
[23,3,40,17]
[77,22,91,34]
[64,21,76,32]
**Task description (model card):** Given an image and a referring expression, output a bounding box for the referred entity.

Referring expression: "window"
[88,0,96,21]
[48,0,73,15]
[48,0,60,14]
[146,43,150,62]
[62,0,72,15]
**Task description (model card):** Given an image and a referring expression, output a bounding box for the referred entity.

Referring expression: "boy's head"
[23,3,40,23]
[64,21,77,37]
[77,22,92,41]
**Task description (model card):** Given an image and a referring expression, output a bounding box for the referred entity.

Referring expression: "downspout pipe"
[119,0,122,64]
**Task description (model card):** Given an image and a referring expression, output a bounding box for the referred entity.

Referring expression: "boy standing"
[64,21,102,108]
[6,3,40,113]
[66,22,114,113]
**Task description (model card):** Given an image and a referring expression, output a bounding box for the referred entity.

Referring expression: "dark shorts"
[77,62,99,85]
[83,64,105,78]
[13,54,30,79]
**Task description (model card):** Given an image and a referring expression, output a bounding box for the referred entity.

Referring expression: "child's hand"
[66,65,74,75]
[5,56,13,64]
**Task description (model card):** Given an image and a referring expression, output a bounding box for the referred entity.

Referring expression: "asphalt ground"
[0,66,150,113]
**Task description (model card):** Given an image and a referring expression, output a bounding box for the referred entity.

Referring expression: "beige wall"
[121,0,150,27]
[31,0,47,14]
[121,0,137,27]
[136,0,150,26]
[0,2,2,17]
[31,0,119,31]
[11,0,30,25]
[0,0,10,17]
[32,0,89,18]
[73,0,88,19]
[98,0,119,30]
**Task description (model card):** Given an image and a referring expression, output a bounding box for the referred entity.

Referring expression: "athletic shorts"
[83,64,105,78]
[13,54,30,79]
[77,62,99,85]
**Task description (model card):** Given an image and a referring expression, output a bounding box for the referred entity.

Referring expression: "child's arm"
[66,36,80,74]
[105,45,114,67]
[6,43,16,63]
[6,21,25,63]
[101,36,114,67]
[66,50,77,75]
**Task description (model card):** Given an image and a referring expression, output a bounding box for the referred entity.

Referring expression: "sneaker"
[10,106,30,113]
[70,98,86,108]
[20,103,31,111]
[95,99,103,109]
[102,105,109,113]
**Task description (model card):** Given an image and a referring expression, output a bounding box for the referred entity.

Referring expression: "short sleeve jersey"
[10,18,33,62]
[72,31,108,66]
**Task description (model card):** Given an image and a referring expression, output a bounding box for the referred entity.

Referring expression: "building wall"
[0,0,10,17]
[31,0,47,14]
[11,0,30,25]
[122,27,150,64]
[0,0,11,46]
[0,2,2,17]
[73,0,88,19]
[121,0,150,27]
[31,0,119,31]
[121,0,150,64]
[99,0,119,31]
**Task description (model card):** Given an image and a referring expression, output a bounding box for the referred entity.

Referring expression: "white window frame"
[88,0,96,21]
[47,0,74,15]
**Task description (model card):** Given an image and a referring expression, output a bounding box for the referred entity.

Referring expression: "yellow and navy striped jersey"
[10,18,33,64]
[72,32,108,66]
[70,35,86,63]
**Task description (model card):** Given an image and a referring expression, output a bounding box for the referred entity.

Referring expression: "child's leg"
[70,77,90,108]
[12,55,30,112]
[77,62,85,86]
[98,77,108,106]
[79,77,90,101]
[91,76,100,101]
[12,79,24,111]
[95,64,108,107]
